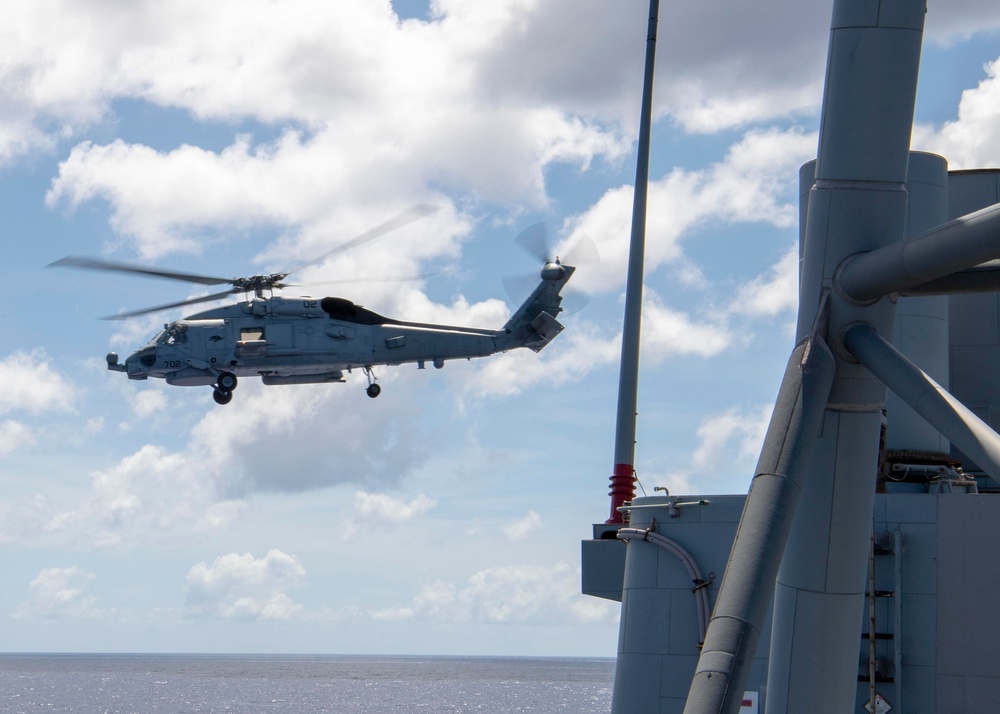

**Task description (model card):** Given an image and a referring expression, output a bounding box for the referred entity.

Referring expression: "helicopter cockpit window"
[159,324,188,345]
[241,327,264,342]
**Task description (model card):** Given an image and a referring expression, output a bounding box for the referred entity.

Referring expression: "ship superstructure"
[583,1,1000,712]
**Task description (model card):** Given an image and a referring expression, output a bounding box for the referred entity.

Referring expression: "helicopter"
[50,208,576,405]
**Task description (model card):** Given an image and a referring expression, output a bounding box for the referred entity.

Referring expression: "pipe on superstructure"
[617,527,711,644]
[607,0,660,524]
[684,330,836,714]
[837,201,1000,303]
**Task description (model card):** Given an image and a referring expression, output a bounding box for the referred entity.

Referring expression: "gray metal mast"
[607,0,659,525]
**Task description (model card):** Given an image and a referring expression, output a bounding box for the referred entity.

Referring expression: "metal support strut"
[363,366,381,398]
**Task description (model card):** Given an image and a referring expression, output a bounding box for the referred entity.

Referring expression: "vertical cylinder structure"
[767,2,926,713]
[888,152,950,455]
[683,335,836,714]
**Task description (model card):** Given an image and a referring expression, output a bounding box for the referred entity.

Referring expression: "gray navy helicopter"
[51,208,576,405]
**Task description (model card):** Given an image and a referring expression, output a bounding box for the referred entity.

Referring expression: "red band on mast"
[606,463,636,524]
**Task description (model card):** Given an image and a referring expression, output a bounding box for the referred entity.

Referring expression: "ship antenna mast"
[606,0,660,525]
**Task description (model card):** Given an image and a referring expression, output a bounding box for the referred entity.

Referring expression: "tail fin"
[498,263,575,352]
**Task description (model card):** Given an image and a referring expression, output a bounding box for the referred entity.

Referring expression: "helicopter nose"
[123,351,150,380]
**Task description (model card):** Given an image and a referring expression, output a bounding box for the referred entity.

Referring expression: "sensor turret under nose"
[106,352,126,372]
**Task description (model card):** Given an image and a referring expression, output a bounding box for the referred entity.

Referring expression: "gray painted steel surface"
[684,334,835,713]
[770,3,926,711]
[582,2,1000,712]
[602,492,1000,712]
[844,322,1000,482]
[948,170,1000,476]
[609,496,762,714]
[886,153,951,456]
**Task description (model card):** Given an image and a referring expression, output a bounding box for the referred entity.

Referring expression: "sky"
[0,0,998,658]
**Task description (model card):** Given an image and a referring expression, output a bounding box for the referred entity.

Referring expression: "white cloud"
[4,1,998,175]
[184,549,306,621]
[464,321,619,399]
[30,3,820,271]
[14,566,101,619]
[913,57,1000,170]
[691,405,772,473]
[35,1,639,261]
[564,128,817,297]
[351,491,437,527]
[642,292,732,360]
[646,404,774,496]
[8,381,442,548]
[0,350,76,415]
[730,244,799,317]
[661,404,774,496]
[186,384,432,495]
[0,420,36,454]
[384,561,616,625]
[923,2,1000,43]
[501,510,542,542]
[460,287,732,401]
[130,387,169,419]
[34,443,246,549]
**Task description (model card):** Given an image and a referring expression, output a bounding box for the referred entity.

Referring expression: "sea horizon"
[0,651,616,713]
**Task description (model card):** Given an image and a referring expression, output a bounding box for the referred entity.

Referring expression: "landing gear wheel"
[217,372,238,391]
[213,388,233,405]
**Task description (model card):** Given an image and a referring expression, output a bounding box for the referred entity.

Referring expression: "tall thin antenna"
[606,0,660,524]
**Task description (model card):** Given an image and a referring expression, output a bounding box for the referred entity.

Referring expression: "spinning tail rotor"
[502,222,600,314]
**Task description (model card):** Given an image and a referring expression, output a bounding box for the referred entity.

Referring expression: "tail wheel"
[213,388,233,405]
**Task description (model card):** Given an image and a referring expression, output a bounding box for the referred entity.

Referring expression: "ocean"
[0,653,615,713]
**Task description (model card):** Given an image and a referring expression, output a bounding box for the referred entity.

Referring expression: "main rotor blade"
[101,288,238,320]
[49,256,234,287]
[286,204,438,276]
[284,272,438,289]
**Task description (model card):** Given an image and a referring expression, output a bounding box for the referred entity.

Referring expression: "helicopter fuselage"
[56,211,576,405]
[116,296,502,382]
[109,270,570,404]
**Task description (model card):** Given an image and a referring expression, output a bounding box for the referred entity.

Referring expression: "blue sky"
[1,0,998,657]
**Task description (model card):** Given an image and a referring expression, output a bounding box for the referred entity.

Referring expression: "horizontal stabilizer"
[526,311,564,352]
[497,263,574,352]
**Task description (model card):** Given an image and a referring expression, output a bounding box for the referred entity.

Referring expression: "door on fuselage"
[202,322,228,365]
[180,321,228,366]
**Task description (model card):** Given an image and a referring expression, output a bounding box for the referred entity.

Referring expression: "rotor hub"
[540,259,566,281]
